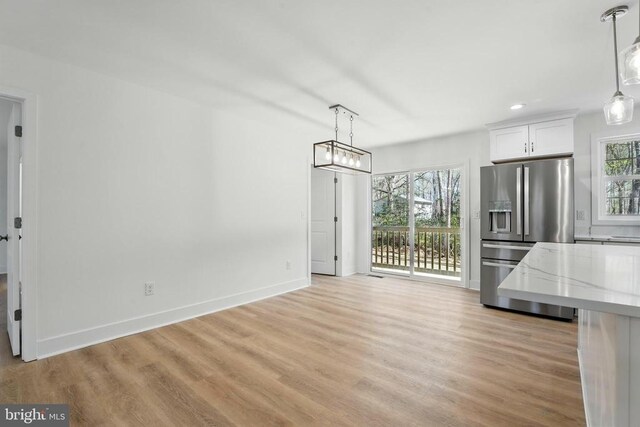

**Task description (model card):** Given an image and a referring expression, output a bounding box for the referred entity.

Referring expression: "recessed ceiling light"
[510,103,526,110]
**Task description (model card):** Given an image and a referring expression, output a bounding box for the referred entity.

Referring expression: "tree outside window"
[603,140,640,216]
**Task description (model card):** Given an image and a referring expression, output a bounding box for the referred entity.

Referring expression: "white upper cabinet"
[490,125,529,162]
[487,111,577,163]
[528,118,574,158]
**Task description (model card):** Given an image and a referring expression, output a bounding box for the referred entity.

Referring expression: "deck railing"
[371,226,461,277]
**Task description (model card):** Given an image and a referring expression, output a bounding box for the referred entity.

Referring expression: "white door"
[528,118,574,158]
[310,167,336,275]
[6,102,21,356]
[490,125,529,162]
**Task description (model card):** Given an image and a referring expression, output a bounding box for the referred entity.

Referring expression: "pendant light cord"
[614,13,621,93]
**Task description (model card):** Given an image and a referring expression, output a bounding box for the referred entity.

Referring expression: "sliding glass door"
[371,167,463,283]
[371,174,410,275]
[413,169,462,279]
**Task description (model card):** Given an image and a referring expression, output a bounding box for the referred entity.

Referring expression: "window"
[592,133,640,224]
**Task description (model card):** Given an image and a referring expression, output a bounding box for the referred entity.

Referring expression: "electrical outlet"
[144,282,155,296]
[473,210,480,219]
[286,260,291,270]
[576,210,586,221]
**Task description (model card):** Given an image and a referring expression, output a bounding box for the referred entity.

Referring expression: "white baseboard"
[338,265,358,277]
[37,277,309,359]
[469,279,480,291]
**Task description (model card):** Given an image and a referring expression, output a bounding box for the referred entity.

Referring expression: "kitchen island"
[498,242,640,427]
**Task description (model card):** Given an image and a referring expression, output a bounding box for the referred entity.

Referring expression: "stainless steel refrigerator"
[480,158,574,319]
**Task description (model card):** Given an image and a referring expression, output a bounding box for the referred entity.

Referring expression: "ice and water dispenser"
[488,201,512,234]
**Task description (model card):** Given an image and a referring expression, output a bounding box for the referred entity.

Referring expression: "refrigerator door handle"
[482,243,531,251]
[516,167,522,235]
[482,261,517,269]
[524,166,530,236]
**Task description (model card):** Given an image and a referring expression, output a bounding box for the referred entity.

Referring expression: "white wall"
[574,109,640,237]
[0,101,10,274]
[0,44,320,357]
[358,130,491,289]
[336,173,357,276]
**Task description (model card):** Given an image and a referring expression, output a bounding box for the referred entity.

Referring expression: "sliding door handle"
[0,235,7,242]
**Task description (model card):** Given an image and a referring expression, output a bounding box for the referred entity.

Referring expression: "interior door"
[6,102,21,356]
[310,167,336,275]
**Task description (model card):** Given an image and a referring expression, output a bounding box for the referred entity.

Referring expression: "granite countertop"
[498,242,640,317]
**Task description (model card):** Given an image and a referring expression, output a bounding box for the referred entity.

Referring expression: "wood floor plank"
[0,274,585,426]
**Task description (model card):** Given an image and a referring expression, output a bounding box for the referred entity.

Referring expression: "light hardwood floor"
[0,274,585,426]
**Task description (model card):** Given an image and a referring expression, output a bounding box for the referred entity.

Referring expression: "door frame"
[309,164,337,276]
[0,86,38,361]
[368,160,470,288]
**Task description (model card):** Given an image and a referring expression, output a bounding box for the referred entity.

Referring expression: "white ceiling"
[0,0,638,147]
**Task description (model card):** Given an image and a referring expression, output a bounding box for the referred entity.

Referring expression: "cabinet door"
[490,125,529,162]
[528,118,573,158]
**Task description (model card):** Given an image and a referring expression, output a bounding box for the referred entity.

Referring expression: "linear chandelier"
[313,104,372,174]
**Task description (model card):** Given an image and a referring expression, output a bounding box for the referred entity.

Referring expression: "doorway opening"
[0,96,23,361]
[310,167,336,276]
[371,166,464,285]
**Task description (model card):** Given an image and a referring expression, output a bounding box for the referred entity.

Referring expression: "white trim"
[485,109,579,130]
[461,159,470,289]
[0,85,38,362]
[307,161,312,283]
[336,171,343,277]
[408,172,416,277]
[361,176,372,274]
[37,277,309,359]
[469,279,480,291]
[591,129,640,225]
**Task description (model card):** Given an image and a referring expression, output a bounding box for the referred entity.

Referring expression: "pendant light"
[313,104,372,174]
[622,4,640,84]
[602,6,634,125]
